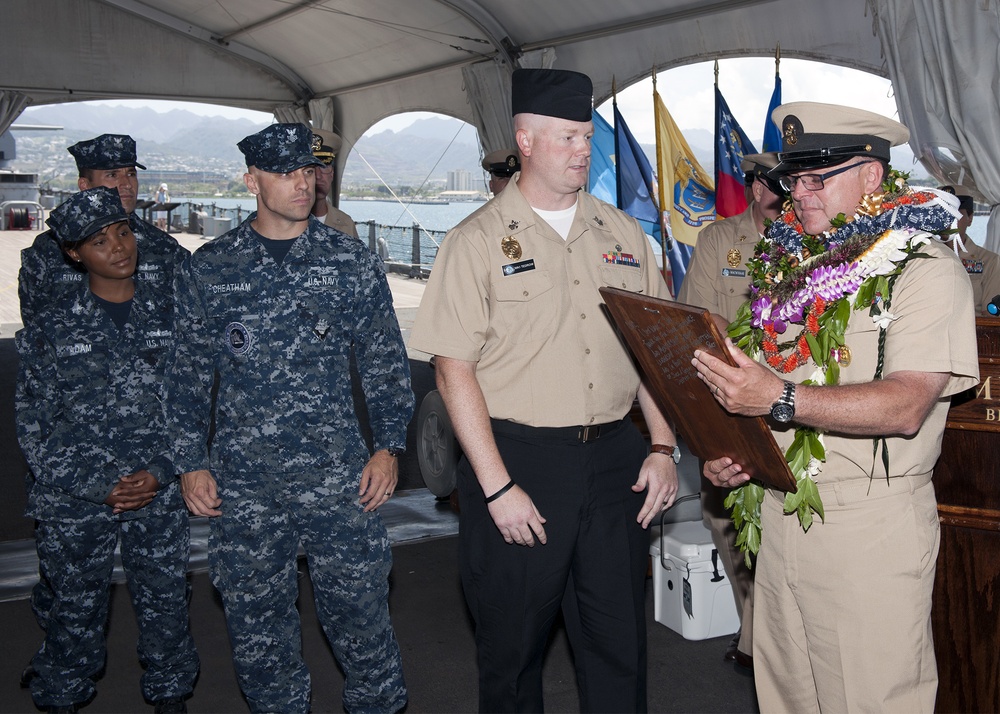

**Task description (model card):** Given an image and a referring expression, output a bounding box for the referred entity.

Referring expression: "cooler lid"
[658,520,715,562]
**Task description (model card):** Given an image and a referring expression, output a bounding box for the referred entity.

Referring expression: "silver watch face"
[669,446,681,464]
[771,402,794,423]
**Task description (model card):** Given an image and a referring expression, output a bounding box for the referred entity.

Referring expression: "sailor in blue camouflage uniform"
[15,187,199,714]
[165,123,412,714]
[17,134,190,687]
[18,133,188,327]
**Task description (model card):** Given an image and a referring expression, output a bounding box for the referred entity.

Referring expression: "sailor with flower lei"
[691,102,980,713]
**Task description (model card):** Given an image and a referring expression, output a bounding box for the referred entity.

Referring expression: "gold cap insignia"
[782,114,803,147]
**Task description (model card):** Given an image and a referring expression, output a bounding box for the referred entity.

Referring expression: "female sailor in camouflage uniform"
[15,187,199,714]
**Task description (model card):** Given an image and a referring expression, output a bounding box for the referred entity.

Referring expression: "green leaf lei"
[722,169,957,566]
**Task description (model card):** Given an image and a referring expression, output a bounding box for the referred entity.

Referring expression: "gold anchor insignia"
[501,235,522,260]
[508,220,519,230]
[727,248,741,267]
[837,344,852,367]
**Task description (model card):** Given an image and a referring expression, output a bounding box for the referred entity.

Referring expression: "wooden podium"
[933,317,1000,712]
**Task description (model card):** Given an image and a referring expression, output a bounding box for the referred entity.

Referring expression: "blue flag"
[715,86,757,218]
[613,103,659,225]
[762,73,783,153]
[669,238,694,294]
[614,102,692,293]
[588,109,617,205]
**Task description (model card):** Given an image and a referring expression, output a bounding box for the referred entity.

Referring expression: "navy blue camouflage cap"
[238,123,325,173]
[46,186,130,247]
[67,134,147,171]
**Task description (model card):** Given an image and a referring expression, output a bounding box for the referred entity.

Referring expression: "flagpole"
[651,68,669,285]
[612,76,622,212]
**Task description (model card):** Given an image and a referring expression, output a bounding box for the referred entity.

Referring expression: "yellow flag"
[654,87,716,246]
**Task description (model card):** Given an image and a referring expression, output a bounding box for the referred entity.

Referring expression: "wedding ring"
[385,491,391,496]
[714,385,720,396]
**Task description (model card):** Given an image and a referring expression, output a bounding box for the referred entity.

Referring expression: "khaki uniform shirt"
[322,201,360,240]
[677,204,757,323]
[954,240,1000,315]
[770,238,979,486]
[410,175,671,427]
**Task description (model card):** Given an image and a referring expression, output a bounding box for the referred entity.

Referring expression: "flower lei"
[723,170,959,565]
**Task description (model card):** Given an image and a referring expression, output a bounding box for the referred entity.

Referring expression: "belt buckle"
[578,424,600,442]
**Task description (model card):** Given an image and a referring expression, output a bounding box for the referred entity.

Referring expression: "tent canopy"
[3,0,888,148]
[3,0,998,250]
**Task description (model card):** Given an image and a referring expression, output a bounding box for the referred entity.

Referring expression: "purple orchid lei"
[748,188,958,334]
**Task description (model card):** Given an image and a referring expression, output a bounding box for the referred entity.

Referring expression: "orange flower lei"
[761,295,826,372]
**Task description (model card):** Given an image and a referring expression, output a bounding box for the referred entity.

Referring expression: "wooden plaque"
[600,287,796,492]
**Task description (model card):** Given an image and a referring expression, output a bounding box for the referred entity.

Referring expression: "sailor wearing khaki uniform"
[311,129,360,239]
[694,102,979,712]
[411,68,678,712]
[678,152,784,667]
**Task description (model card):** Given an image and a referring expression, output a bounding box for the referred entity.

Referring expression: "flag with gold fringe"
[653,76,715,247]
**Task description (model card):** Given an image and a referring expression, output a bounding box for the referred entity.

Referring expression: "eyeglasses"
[778,160,874,192]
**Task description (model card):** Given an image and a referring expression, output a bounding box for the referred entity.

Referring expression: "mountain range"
[10,104,691,189]
[10,103,925,190]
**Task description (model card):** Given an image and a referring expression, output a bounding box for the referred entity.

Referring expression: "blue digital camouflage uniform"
[166,213,413,714]
[18,215,189,642]
[15,276,200,710]
[19,214,188,327]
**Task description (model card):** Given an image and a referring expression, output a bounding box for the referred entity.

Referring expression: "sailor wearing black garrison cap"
[411,68,676,712]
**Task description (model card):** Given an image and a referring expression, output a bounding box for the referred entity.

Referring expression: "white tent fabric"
[460,47,556,158]
[2,0,996,227]
[461,59,515,159]
[3,0,891,149]
[0,92,30,136]
[872,0,1000,252]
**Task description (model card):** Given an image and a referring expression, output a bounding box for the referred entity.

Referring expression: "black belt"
[490,417,627,444]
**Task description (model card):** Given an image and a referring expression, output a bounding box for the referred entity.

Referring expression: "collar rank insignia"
[508,220,519,231]
[594,216,604,226]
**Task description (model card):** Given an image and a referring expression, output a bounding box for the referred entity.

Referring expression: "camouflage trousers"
[30,512,200,708]
[209,470,407,714]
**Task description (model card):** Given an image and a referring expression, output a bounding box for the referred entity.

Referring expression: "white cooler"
[649,520,740,640]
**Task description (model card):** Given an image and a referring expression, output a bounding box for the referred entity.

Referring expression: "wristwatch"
[650,443,681,464]
[386,447,405,458]
[769,381,796,423]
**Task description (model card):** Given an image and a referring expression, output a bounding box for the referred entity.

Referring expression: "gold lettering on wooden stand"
[976,376,992,400]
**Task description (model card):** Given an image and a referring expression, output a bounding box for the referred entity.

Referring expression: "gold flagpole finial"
[612,75,617,101]
[775,43,781,75]
[714,59,720,86]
